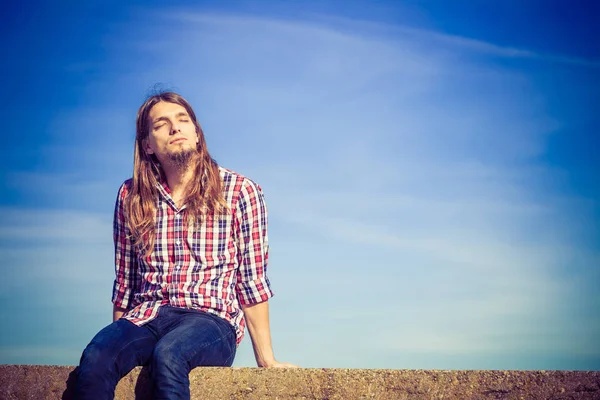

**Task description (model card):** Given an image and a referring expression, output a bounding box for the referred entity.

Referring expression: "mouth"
[169,138,187,144]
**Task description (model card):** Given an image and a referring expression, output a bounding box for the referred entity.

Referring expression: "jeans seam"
[224,346,236,366]
[186,327,235,367]
[110,335,152,367]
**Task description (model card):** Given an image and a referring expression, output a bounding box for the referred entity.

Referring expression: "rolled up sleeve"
[235,179,274,305]
[111,181,139,309]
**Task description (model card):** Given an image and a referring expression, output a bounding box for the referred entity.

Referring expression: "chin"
[167,147,199,165]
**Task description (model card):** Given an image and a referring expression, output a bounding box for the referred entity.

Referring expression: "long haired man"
[74,92,296,400]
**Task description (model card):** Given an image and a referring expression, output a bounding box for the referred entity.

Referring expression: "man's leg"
[150,308,237,400]
[74,319,157,400]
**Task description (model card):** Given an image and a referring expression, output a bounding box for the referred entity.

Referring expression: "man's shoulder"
[219,166,260,189]
[218,166,265,206]
[115,178,134,198]
[120,178,134,190]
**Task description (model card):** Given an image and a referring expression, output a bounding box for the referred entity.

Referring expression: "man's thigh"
[80,319,157,374]
[153,310,237,368]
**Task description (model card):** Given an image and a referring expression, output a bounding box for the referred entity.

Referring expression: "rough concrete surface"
[0,365,599,399]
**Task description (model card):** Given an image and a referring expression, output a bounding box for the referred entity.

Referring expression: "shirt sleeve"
[111,181,139,309]
[235,178,274,305]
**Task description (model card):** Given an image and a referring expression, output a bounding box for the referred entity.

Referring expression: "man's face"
[144,101,199,165]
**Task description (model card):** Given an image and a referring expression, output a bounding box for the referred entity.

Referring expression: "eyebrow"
[152,112,190,124]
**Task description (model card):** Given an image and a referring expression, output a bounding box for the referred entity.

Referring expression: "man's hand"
[262,361,300,368]
[241,301,299,368]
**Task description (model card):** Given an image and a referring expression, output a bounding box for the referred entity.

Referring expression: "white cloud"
[261,158,599,356]
[0,207,112,243]
[0,207,114,296]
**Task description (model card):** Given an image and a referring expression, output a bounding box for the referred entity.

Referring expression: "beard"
[168,147,196,169]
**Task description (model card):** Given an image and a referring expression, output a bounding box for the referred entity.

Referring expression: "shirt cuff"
[112,281,133,309]
[236,277,274,305]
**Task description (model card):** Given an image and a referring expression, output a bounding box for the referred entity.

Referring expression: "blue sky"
[1,0,599,370]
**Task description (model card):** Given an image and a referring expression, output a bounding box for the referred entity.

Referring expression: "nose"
[170,123,181,134]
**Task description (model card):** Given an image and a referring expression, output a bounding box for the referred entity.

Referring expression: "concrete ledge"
[0,365,599,399]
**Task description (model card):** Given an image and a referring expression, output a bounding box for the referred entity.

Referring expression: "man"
[75,91,296,400]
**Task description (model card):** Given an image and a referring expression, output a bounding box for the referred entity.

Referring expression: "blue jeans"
[74,306,237,400]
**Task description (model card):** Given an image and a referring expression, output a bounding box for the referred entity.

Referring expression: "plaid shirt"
[111,167,273,345]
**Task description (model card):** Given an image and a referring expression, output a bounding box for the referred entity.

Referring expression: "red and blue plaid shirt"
[111,167,273,345]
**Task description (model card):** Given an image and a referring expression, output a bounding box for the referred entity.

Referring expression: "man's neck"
[162,162,196,207]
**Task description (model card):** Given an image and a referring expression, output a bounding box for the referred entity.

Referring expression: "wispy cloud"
[0,206,116,365]
[396,23,600,68]
[0,206,111,243]
[270,12,600,68]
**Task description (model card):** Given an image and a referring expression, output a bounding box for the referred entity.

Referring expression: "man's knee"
[78,341,118,375]
[74,341,127,400]
[151,340,187,370]
[78,320,142,376]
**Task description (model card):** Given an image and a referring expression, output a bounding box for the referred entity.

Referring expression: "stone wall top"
[0,365,599,399]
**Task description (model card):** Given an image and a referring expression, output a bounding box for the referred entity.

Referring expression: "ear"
[143,138,155,155]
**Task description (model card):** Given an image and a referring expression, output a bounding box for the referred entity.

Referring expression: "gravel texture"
[0,365,599,399]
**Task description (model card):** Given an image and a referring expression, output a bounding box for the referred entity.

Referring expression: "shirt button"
[176,240,181,245]
[175,214,181,219]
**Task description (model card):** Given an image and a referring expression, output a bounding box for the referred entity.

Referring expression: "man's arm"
[242,301,297,368]
[235,179,297,368]
[112,182,138,318]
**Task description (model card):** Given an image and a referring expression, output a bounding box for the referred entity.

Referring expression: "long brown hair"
[125,92,227,256]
